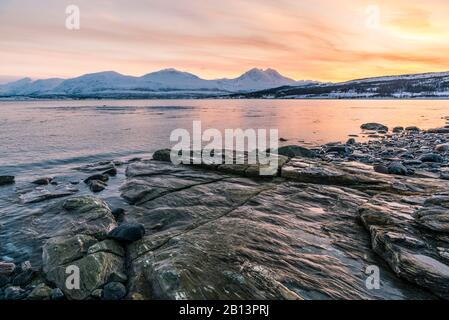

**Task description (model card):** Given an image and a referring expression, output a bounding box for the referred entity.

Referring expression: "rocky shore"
[1,121,449,300]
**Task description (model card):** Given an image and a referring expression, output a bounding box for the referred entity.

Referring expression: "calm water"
[1,99,449,177]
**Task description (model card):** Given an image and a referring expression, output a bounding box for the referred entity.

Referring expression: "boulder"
[152,149,172,162]
[419,153,444,163]
[436,144,449,153]
[361,123,388,131]
[32,177,53,185]
[27,283,53,300]
[387,162,408,176]
[393,127,404,133]
[108,223,145,243]
[270,145,316,159]
[0,262,16,275]
[102,282,127,300]
[4,286,26,300]
[88,180,107,193]
[0,176,15,186]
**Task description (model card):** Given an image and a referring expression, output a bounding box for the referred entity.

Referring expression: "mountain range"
[0,68,314,99]
[2,68,449,99]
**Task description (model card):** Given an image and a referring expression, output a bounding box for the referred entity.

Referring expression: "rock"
[0,176,15,186]
[12,269,36,286]
[271,145,316,159]
[108,271,128,283]
[388,162,408,176]
[111,208,125,220]
[413,207,449,233]
[20,261,32,272]
[103,282,127,300]
[325,145,350,155]
[4,286,26,300]
[393,127,404,133]
[91,289,103,299]
[0,274,9,287]
[108,223,145,243]
[436,144,449,152]
[0,262,16,275]
[405,126,421,132]
[279,137,288,142]
[361,123,388,131]
[32,177,53,185]
[152,149,172,162]
[87,240,125,257]
[88,180,107,193]
[427,128,449,134]
[51,288,65,300]
[84,174,109,184]
[373,164,389,174]
[103,167,118,176]
[27,283,53,300]
[346,138,356,145]
[419,153,444,163]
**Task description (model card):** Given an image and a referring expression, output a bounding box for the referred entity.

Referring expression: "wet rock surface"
[2,121,449,300]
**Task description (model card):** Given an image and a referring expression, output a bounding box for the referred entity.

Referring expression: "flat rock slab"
[121,160,434,300]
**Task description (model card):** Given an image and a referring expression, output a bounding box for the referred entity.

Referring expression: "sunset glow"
[1,0,449,82]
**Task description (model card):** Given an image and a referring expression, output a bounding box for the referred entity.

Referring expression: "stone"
[20,261,32,272]
[103,167,118,176]
[387,162,408,176]
[4,286,26,300]
[361,123,388,131]
[152,149,172,162]
[32,177,53,185]
[27,283,53,300]
[419,153,444,163]
[346,138,356,145]
[88,180,107,193]
[413,207,449,233]
[108,271,128,283]
[111,208,125,220]
[91,289,103,299]
[0,262,16,275]
[12,269,36,286]
[108,223,145,243]
[84,174,109,184]
[325,145,350,155]
[393,127,404,133]
[0,176,15,186]
[0,274,9,287]
[51,288,65,300]
[436,144,449,152]
[427,128,449,134]
[103,282,127,300]
[373,164,389,174]
[405,126,420,132]
[271,145,316,158]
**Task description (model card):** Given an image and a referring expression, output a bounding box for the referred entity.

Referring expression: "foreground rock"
[0,176,15,186]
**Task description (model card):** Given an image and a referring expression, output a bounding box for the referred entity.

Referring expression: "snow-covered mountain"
[239,71,449,99]
[0,68,308,98]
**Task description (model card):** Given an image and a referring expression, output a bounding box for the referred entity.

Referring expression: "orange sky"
[1,0,449,82]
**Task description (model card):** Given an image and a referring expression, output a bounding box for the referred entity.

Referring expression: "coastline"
[1,122,449,300]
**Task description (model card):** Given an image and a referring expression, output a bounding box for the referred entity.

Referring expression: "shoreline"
[1,122,449,300]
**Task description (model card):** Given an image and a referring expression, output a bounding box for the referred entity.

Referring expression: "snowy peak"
[0,68,307,97]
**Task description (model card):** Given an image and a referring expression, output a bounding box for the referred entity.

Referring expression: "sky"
[1,0,449,83]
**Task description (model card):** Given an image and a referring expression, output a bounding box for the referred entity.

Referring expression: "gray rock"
[103,282,127,300]
[0,176,15,186]
[393,127,404,133]
[388,162,408,176]
[32,177,53,185]
[0,262,16,275]
[84,174,109,184]
[88,180,107,193]
[51,288,65,300]
[361,123,388,131]
[436,144,449,152]
[91,288,103,299]
[27,283,53,300]
[103,167,118,176]
[4,286,27,300]
[405,126,421,132]
[373,164,389,174]
[419,153,444,163]
[152,149,172,162]
[346,138,356,145]
[271,145,316,159]
[108,223,145,243]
